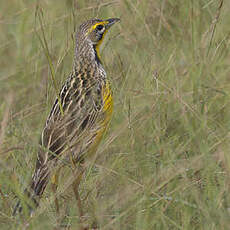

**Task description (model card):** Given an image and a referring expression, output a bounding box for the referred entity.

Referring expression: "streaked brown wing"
[37,76,105,167]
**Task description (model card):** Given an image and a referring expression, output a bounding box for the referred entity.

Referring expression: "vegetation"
[0,0,230,229]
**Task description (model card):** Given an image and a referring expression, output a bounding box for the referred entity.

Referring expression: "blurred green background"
[1,0,230,229]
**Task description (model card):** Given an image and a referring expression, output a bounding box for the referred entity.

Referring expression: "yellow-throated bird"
[13,18,120,216]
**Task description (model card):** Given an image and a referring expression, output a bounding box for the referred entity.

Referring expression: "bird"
[13,17,120,217]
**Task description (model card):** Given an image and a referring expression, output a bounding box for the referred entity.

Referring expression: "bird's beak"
[105,18,120,29]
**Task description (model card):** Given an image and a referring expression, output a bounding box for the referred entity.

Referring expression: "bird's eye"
[96,24,104,31]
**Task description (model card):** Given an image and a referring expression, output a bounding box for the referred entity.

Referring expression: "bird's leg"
[51,169,60,214]
[72,160,87,222]
[72,168,84,218]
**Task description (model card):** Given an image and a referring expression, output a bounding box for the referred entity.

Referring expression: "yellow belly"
[102,81,113,124]
[88,81,113,155]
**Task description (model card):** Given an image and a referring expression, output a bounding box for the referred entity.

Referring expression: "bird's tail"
[13,164,50,216]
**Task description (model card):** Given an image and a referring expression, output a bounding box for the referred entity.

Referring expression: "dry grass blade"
[206,0,224,56]
[0,92,13,150]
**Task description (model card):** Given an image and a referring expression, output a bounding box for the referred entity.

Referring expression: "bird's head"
[75,18,120,63]
[81,18,120,45]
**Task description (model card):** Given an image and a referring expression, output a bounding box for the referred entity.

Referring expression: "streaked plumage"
[13,18,120,215]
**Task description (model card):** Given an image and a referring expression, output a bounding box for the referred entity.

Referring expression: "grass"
[1,0,230,229]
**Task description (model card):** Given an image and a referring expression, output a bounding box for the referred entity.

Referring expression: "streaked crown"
[77,18,120,44]
[74,18,120,65]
